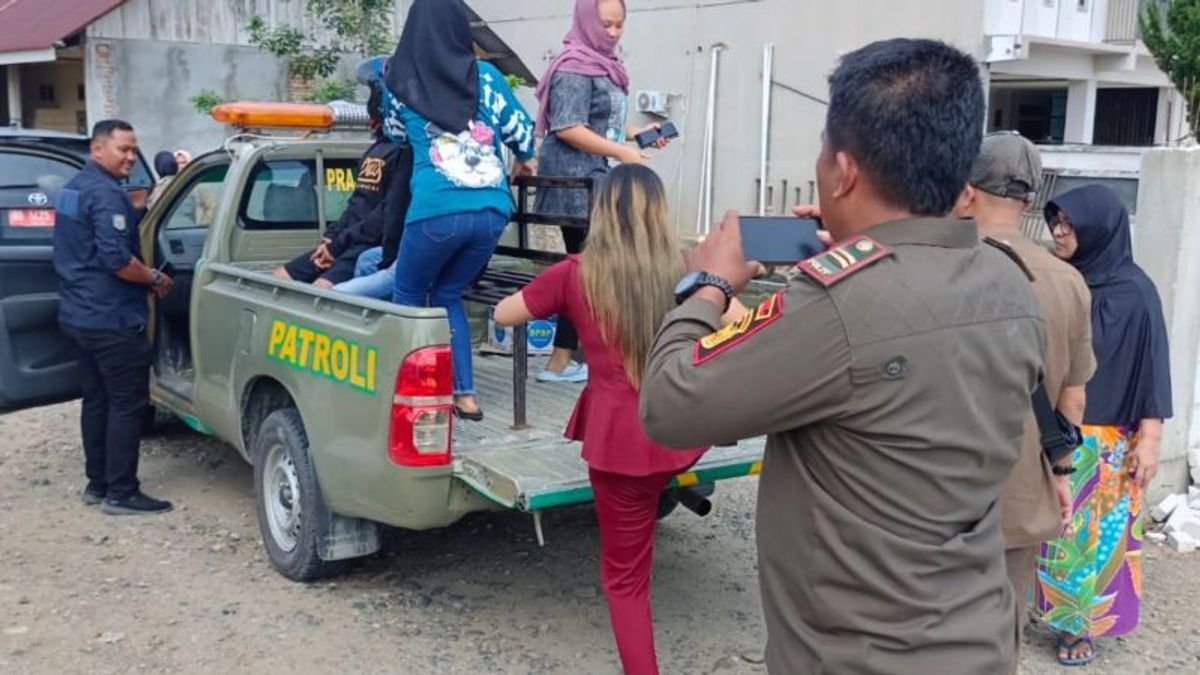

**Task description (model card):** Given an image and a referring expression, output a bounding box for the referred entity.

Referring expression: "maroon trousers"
[589,468,678,675]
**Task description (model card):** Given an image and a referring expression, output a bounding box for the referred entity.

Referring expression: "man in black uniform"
[274,84,410,288]
[54,119,174,515]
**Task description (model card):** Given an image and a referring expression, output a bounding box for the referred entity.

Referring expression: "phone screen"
[739,216,824,265]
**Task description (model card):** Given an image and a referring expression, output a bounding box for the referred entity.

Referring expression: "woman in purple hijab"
[1036,184,1172,666]
[532,0,672,385]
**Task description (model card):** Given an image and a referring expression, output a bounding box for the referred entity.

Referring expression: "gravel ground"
[1,402,1197,674]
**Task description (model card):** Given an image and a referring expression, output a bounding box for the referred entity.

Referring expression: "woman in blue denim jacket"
[384,0,535,421]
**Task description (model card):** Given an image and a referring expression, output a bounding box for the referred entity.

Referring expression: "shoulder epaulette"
[983,236,1036,282]
[797,235,892,287]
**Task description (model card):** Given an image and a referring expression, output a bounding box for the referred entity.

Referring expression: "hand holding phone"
[739,216,825,265]
[635,121,680,149]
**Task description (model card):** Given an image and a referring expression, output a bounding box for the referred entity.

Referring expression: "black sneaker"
[82,484,106,506]
[101,491,173,516]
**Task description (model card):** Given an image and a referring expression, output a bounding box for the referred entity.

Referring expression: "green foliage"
[190,90,228,116]
[303,78,359,103]
[247,0,393,86]
[1141,0,1200,141]
[504,75,528,91]
[247,13,341,81]
[306,0,394,56]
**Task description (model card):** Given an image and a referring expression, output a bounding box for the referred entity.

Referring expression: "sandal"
[453,405,484,422]
[1056,634,1096,666]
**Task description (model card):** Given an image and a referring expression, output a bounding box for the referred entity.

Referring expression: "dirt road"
[2,402,1197,674]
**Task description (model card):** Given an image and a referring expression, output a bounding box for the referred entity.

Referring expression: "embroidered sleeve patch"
[797,235,891,286]
[693,292,784,365]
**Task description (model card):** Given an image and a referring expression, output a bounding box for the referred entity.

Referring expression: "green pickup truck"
[0,124,764,581]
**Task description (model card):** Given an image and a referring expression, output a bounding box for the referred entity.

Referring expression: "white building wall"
[1057,0,1095,42]
[1135,147,1200,499]
[986,0,1024,35]
[1022,0,1061,37]
[475,0,986,232]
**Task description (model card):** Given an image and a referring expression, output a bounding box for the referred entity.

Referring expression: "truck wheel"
[253,408,345,582]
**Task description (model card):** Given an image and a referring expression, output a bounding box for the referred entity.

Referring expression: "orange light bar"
[211,102,335,130]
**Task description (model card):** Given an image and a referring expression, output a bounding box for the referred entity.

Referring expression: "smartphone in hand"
[635,121,679,149]
[739,216,824,265]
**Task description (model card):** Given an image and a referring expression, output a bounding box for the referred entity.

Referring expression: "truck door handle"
[169,239,184,255]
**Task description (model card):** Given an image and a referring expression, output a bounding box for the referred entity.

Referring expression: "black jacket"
[326,139,413,260]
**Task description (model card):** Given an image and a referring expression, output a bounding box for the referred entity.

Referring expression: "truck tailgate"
[453,355,764,511]
[455,440,763,511]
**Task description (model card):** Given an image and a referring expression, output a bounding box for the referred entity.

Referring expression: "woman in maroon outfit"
[495,165,706,674]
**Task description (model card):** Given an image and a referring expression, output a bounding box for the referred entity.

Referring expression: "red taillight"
[388,346,453,467]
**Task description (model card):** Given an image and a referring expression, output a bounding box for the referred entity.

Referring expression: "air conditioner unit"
[636,90,671,117]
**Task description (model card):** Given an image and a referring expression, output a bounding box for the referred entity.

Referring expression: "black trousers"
[555,226,588,351]
[62,324,152,499]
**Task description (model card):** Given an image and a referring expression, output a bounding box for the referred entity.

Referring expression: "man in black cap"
[955,131,1096,666]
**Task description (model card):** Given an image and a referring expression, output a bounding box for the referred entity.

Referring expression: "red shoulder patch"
[693,292,784,366]
[797,235,891,287]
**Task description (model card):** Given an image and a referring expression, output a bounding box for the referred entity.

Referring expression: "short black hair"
[826,39,984,217]
[91,119,134,141]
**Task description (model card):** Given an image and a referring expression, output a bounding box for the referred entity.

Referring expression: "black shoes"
[101,490,173,516]
[453,405,484,422]
[82,483,106,506]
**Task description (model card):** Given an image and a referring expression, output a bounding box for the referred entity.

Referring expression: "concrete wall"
[85,0,987,231]
[474,0,986,233]
[1135,147,1200,499]
[87,0,413,46]
[83,38,294,159]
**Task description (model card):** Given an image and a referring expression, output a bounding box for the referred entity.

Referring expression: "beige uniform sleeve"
[639,279,853,448]
[1065,277,1097,387]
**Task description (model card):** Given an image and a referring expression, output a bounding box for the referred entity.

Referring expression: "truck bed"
[454,352,764,512]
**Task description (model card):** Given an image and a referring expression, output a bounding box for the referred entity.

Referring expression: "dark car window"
[0,151,79,189]
[239,159,358,231]
[3,137,154,188]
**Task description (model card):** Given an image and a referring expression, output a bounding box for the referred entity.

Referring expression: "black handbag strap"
[1032,382,1080,465]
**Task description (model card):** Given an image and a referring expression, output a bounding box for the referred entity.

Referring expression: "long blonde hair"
[580,164,684,390]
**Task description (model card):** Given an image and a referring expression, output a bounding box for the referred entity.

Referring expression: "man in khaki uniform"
[955,132,1095,662]
[640,39,1046,674]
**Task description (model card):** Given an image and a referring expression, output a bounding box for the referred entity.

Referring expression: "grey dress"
[534,71,628,221]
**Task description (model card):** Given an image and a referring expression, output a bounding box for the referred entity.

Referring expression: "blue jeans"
[393,209,508,396]
[333,246,394,300]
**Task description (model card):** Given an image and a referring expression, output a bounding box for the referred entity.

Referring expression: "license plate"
[7,209,55,228]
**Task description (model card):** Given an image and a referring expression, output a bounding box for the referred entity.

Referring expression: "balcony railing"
[1107,0,1169,44]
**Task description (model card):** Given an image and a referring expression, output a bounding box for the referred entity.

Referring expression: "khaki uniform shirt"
[982,228,1096,548]
[641,218,1046,675]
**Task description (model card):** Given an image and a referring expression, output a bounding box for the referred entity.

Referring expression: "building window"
[37,85,55,104]
[1094,88,1158,146]
[1077,0,1088,11]
[77,84,85,102]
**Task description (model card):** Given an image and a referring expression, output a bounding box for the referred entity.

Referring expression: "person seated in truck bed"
[273,83,411,289]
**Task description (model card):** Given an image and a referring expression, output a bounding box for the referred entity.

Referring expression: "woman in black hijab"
[148,151,181,208]
[383,0,536,421]
[1035,184,1172,666]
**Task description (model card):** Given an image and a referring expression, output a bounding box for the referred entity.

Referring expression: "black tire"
[140,405,177,436]
[252,407,345,582]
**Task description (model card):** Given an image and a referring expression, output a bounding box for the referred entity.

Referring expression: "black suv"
[0,127,154,409]
[0,127,154,238]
